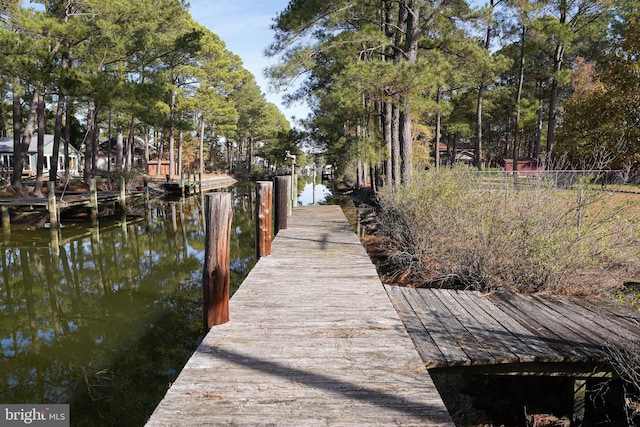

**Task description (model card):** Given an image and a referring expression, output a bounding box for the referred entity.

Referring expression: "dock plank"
[425,289,514,365]
[486,292,592,361]
[146,206,453,426]
[451,290,561,363]
[435,289,534,364]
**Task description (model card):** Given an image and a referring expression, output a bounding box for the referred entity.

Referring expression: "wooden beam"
[429,361,616,378]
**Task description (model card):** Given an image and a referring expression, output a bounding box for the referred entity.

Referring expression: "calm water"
[0,183,259,426]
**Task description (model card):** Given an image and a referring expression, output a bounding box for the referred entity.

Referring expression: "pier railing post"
[203,192,233,331]
[47,181,59,229]
[274,176,288,234]
[256,181,273,258]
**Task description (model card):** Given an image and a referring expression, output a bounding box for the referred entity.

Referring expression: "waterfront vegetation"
[373,166,640,298]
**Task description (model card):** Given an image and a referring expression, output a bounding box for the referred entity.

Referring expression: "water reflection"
[297,182,332,206]
[0,184,257,426]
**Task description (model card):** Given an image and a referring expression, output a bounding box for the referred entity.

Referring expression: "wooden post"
[203,192,233,331]
[572,379,586,426]
[89,178,98,224]
[312,167,317,206]
[143,178,149,205]
[119,176,126,212]
[181,170,185,198]
[47,181,59,229]
[274,176,288,234]
[256,181,273,258]
[286,175,292,216]
[1,206,10,232]
[199,171,202,194]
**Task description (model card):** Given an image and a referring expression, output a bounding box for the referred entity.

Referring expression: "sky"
[188,0,310,126]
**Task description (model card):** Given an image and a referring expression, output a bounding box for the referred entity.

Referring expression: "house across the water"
[0,134,82,177]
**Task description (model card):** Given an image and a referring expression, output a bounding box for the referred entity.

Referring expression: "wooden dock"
[146,205,454,426]
[387,286,640,375]
[161,175,237,195]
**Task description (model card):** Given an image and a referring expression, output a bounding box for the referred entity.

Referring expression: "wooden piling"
[119,176,126,212]
[202,192,233,331]
[89,178,98,224]
[286,175,292,216]
[312,168,317,206]
[1,206,10,232]
[274,176,288,234]
[255,181,273,258]
[47,181,59,229]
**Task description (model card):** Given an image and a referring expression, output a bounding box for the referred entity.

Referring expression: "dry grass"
[372,166,640,297]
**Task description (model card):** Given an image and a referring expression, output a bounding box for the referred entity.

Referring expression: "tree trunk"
[391,102,400,187]
[399,0,420,184]
[11,83,23,194]
[51,94,64,185]
[91,108,100,174]
[513,24,527,180]
[84,100,96,181]
[399,98,413,183]
[383,101,392,185]
[116,131,123,170]
[178,126,184,178]
[475,0,494,170]
[126,115,135,171]
[169,89,176,179]
[34,93,45,197]
[64,97,71,181]
[546,42,564,156]
[199,116,205,174]
[435,87,442,170]
[51,52,69,186]
[15,92,39,195]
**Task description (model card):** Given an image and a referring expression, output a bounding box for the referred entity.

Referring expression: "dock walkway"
[147,205,453,426]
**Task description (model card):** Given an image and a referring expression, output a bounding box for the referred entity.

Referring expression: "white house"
[0,134,82,177]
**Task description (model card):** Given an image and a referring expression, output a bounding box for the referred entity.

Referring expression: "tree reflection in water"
[0,184,258,426]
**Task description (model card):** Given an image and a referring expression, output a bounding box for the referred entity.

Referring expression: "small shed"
[148,161,177,176]
[501,158,542,177]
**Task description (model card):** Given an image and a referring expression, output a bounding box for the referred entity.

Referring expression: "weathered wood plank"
[452,290,561,363]
[385,285,448,368]
[486,292,591,361]
[426,289,516,365]
[437,289,538,364]
[529,294,623,354]
[147,206,453,426]
[563,295,640,337]
[398,286,471,367]
[509,292,608,359]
